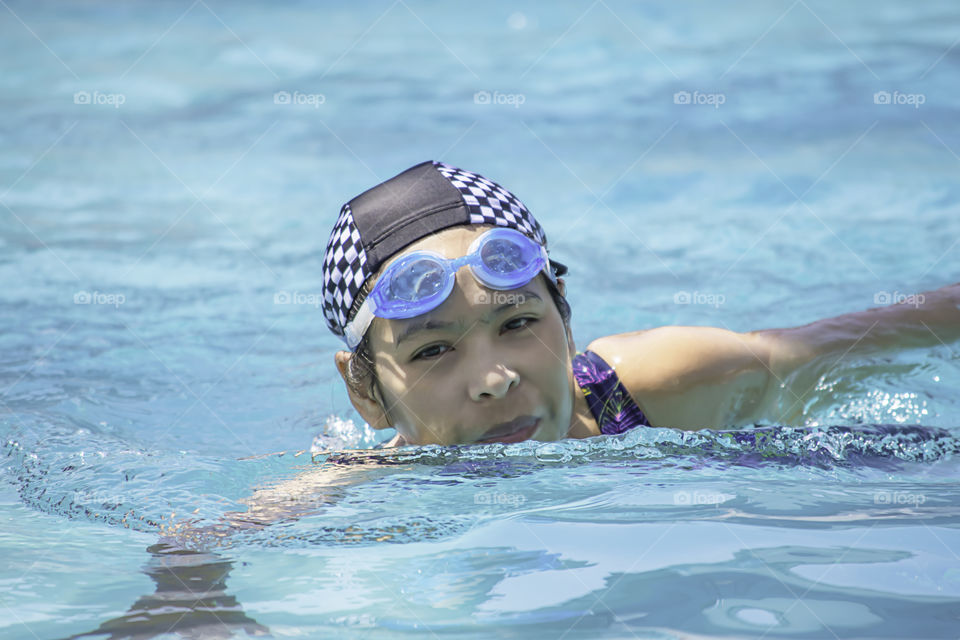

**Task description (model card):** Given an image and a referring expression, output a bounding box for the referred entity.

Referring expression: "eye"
[412,343,449,361]
[411,317,537,361]
[503,316,537,332]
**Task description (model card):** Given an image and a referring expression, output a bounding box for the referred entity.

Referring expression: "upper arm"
[585,326,807,429]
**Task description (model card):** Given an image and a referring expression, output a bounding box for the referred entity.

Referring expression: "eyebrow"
[394,290,543,348]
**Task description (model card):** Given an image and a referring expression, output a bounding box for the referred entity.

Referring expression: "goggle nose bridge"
[409,249,521,293]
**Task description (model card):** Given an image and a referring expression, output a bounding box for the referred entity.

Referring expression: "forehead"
[384,224,494,266]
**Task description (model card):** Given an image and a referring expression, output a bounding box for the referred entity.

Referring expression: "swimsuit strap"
[572,350,652,435]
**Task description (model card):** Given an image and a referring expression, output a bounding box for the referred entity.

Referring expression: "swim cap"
[321,160,568,345]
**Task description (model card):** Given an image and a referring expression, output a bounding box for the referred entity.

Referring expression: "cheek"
[535,319,575,432]
[371,367,412,418]
[375,366,456,438]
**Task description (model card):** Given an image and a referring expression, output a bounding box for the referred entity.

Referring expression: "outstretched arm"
[220,457,385,529]
[587,282,960,429]
[160,451,406,542]
[759,282,959,370]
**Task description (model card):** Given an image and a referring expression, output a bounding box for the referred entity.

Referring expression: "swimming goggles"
[343,227,558,349]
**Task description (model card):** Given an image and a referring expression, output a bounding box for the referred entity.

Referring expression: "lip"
[475,416,540,444]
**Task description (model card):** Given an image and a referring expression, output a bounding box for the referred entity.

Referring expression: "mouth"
[475,416,540,444]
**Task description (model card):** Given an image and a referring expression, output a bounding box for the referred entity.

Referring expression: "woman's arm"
[758,282,959,376]
[221,455,405,529]
[587,282,960,429]
[160,453,402,544]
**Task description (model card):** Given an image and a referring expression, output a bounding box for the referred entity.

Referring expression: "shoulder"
[586,326,772,398]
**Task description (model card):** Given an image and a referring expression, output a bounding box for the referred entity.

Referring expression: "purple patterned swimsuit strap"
[571,350,651,435]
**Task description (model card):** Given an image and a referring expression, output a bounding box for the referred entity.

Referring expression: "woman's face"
[356,225,577,446]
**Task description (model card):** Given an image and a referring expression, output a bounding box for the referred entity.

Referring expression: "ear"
[334,350,392,431]
[556,277,566,297]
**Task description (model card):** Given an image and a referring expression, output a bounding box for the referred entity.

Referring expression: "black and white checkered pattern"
[434,162,547,247]
[322,203,368,337]
[322,162,551,343]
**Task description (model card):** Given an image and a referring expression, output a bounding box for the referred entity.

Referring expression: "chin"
[532,420,561,442]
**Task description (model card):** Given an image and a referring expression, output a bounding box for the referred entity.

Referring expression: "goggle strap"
[541,247,557,285]
[344,297,375,350]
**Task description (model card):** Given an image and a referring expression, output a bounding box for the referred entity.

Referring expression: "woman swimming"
[75,161,953,638]
[321,160,960,447]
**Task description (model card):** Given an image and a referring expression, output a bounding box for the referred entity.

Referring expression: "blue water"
[2,1,960,638]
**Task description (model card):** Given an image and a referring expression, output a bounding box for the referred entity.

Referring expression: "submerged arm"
[588,281,959,428]
[161,451,401,545]
[222,457,379,529]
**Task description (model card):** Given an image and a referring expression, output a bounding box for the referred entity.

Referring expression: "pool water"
[2,1,959,638]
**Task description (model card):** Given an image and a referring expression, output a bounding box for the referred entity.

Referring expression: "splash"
[309,414,382,455]
[316,423,959,467]
[4,413,958,551]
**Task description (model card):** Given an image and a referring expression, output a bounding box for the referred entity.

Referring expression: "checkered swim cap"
[321,161,567,346]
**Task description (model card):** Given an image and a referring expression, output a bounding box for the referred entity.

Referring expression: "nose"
[468,356,520,401]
